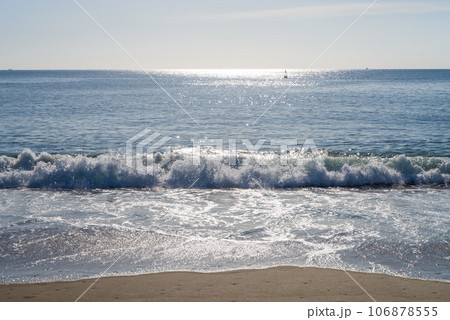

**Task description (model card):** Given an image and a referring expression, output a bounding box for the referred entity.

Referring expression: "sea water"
[0,69,448,283]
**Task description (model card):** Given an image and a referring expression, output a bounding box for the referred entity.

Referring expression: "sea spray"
[1,149,449,189]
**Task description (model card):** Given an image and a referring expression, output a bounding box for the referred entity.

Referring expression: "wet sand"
[1,266,449,302]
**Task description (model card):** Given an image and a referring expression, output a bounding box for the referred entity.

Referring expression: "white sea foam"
[0,149,449,189]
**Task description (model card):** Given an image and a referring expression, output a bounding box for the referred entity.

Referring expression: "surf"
[0,149,449,189]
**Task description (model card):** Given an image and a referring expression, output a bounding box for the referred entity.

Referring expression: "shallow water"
[0,187,448,282]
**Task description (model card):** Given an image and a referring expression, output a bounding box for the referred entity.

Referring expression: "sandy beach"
[1,266,448,302]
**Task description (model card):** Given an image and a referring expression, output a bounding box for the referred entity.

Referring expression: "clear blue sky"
[1,0,449,69]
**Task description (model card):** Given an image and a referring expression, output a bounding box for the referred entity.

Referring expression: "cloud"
[169,2,450,22]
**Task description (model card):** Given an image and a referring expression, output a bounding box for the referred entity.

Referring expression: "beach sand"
[1,266,449,302]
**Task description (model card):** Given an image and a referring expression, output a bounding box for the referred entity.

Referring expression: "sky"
[1,0,450,69]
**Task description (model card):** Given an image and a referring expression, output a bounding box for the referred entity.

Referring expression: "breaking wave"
[0,149,449,189]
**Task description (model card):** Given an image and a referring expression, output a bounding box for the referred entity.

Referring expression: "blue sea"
[0,69,449,283]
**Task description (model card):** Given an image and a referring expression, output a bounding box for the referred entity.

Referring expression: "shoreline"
[1,266,449,302]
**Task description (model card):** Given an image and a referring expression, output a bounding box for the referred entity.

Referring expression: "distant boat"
[283,70,288,79]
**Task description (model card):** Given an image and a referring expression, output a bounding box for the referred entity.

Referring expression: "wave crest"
[0,149,449,189]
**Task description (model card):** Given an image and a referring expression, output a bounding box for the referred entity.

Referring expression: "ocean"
[0,69,449,283]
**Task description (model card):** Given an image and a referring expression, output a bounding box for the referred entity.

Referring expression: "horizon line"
[2,68,450,71]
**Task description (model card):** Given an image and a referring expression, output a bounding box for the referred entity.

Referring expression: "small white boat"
[283,70,288,79]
